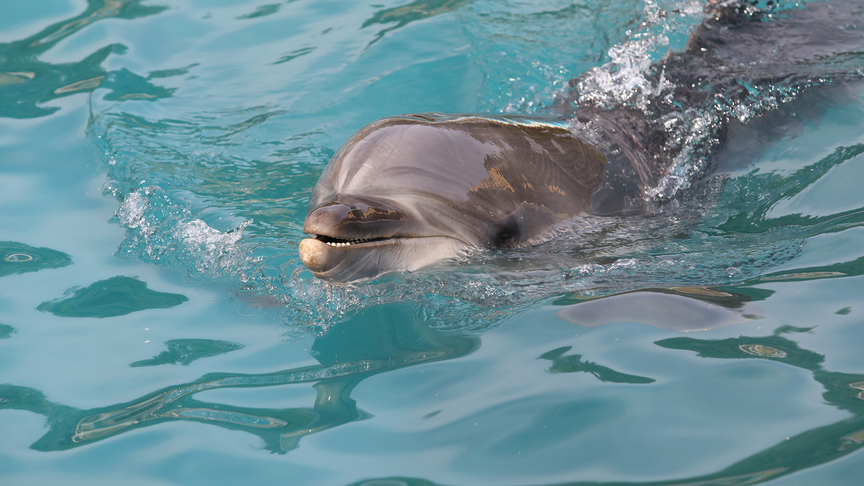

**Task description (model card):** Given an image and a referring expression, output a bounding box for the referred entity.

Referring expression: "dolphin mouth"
[298,233,405,278]
[298,233,466,280]
[308,234,394,248]
[299,195,471,279]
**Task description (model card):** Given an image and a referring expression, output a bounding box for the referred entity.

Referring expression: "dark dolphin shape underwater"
[300,0,864,280]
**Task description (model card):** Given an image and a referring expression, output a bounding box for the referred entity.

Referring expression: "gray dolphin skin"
[299,114,610,280]
[300,0,864,281]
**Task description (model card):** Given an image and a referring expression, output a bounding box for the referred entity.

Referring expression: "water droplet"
[101,179,121,197]
[280,329,308,343]
[726,267,742,279]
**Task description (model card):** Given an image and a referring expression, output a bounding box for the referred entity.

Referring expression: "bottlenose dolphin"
[300,0,864,280]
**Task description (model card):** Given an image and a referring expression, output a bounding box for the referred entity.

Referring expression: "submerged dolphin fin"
[556,287,764,332]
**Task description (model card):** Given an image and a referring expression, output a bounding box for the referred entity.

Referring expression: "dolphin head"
[299,113,607,280]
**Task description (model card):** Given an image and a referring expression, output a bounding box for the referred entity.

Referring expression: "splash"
[571,0,848,202]
[113,185,254,280]
[574,0,703,110]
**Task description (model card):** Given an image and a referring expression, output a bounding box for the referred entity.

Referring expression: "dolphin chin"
[298,235,466,281]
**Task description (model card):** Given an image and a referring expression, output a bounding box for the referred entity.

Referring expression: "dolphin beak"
[302,196,408,241]
[299,196,408,277]
[299,202,359,276]
[302,202,351,237]
[299,196,473,279]
[298,195,469,280]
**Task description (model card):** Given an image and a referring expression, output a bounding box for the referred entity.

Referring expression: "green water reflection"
[236,3,282,20]
[363,0,475,46]
[0,323,17,339]
[718,144,864,235]
[3,289,864,485]
[0,0,171,119]
[37,275,188,318]
[0,305,478,453]
[345,324,864,486]
[0,241,72,278]
[539,346,655,384]
[130,339,245,367]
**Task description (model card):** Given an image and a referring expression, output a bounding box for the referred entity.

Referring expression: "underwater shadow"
[554,286,770,332]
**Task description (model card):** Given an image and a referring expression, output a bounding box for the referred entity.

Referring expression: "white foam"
[116,187,252,278]
[117,190,152,234]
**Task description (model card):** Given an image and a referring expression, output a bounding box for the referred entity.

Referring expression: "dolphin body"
[300,0,864,280]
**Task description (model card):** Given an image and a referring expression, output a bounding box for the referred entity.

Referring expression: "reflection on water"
[0,241,72,278]
[344,322,864,486]
[712,144,864,237]
[130,339,245,367]
[236,3,281,20]
[738,344,787,358]
[362,0,475,46]
[0,323,17,339]
[0,0,170,118]
[648,327,864,485]
[539,346,654,384]
[760,257,864,284]
[4,296,863,486]
[0,305,478,453]
[36,275,188,318]
[3,277,864,485]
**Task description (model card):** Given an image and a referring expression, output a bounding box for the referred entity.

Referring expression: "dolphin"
[297,114,631,280]
[299,0,864,281]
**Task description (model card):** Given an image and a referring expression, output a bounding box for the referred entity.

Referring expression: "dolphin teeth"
[321,238,376,247]
[320,237,383,247]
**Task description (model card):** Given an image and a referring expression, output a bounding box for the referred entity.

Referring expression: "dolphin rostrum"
[299,0,864,281]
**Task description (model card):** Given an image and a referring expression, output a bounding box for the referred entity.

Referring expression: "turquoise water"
[2,0,864,484]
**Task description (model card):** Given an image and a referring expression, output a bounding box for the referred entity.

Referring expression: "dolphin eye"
[489,214,523,249]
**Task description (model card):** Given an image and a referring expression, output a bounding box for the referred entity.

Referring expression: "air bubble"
[101,179,121,198]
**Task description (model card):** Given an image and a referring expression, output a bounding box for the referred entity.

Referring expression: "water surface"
[1,1,864,485]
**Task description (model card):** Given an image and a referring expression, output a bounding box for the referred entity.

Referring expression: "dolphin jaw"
[299,193,478,279]
[298,235,397,273]
[298,234,467,280]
